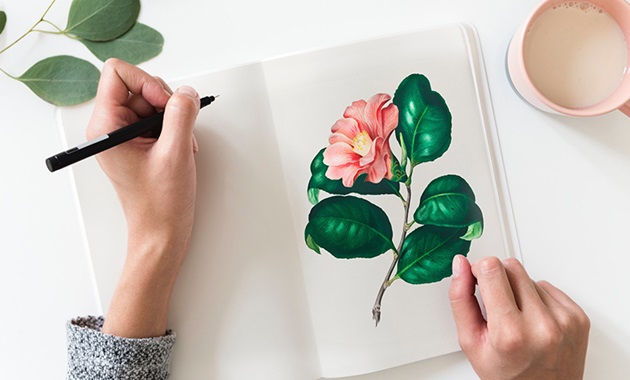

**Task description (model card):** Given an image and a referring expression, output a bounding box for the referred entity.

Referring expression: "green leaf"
[65,0,140,41]
[399,132,408,169]
[307,148,401,205]
[305,196,394,259]
[17,55,100,106]
[394,74,452,167]
[80,23,163,64]
[397,226,471,284]
[0,11,7,36]
[304,227,321,254]
[461,221,483,241]
[390,155,408,183]
[307,188,321,205]
[414,174,483,230]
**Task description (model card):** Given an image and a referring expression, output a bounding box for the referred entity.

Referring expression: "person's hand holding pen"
[449,255,590,379]
[87,58,201,338]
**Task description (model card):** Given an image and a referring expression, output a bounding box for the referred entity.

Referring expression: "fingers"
[472,256,518,324]
[536,281,591,338]
[124,77,173,118]
[159,86,200,153]
[96,59,171,111]
[125,94,160,119]
[88,59,172,139]
[155,76,173,95]
[87,60,200,159]
[449,255,485,348]
[502,258,544,312]
[535,281,576,310]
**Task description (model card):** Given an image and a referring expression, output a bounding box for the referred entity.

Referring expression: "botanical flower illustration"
[323,93,398,187]
[305,74,484,325]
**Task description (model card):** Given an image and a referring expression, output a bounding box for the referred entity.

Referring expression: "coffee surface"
[524,1,627,109]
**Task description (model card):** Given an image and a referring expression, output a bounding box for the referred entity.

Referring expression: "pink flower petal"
[326,163,363,187]
[329,132,354,146]
[381,103,399,136]
[366,150,391,183]
[342,99,369,132]
[330,118,360,142]
[365,93,392,136]
[358,136,380,166]
[323,142,359,167]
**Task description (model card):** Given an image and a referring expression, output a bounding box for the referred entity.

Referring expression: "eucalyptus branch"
[35,19,65,34]
[32,29,63,35]
[0,67,15,79]
[0,0,58,56]
[372,181,413,326]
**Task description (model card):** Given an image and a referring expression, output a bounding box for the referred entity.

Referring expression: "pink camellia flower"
[323,93,398,187]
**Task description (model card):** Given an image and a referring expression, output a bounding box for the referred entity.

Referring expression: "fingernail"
[452,255,462,278]
[176,85,199,99]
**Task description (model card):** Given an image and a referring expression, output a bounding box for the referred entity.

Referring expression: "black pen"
[46,95,217,172]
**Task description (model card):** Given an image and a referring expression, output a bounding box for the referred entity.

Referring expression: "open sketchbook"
[59,24,519,379]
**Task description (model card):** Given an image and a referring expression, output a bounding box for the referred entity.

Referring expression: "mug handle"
[621,101,630,117]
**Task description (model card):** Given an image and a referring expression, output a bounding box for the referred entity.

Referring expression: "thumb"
[449,255,485,350]
[159,86,200,152]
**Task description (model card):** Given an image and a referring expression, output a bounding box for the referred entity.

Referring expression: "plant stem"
[39,19,64,33]
[0,67,16,79]
[372,182,413,326]
[0,0,58,56]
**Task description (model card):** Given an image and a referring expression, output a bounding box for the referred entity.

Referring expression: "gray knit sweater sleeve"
[66,316,176,380]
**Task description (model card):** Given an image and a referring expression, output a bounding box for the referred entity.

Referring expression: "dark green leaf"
[397,226,470,284]
[0,11,7,36]
[65,0,140,41]
[414,174,483,230]
[307,148,401,205]
[394,74,452,167]
[17,55,100,106]
[305,196,394,259]
[80,23,163,64]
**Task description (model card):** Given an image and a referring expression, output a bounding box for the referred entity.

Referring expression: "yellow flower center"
[352,131,372,156]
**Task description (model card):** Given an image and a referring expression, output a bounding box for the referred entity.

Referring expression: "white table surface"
[1,1,628,379]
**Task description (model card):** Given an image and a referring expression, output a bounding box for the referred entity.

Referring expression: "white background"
[0,0,628,379]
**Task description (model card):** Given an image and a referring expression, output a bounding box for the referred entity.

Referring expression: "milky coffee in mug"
[507,0,630,117]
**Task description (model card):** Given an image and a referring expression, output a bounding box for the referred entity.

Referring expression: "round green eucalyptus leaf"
[397,225,470,284]
[414,174,483,229]
[393,74,452,167]
[307,148,401,205]
[17,56,100,106]
[65,0,140,41]
[0,11,7,36]
[305,196,394,259]
[80,23,163,64]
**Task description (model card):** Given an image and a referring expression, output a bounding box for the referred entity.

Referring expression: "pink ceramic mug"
[507,0,630,117]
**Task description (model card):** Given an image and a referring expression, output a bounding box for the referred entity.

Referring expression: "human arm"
[86,58,200,338]
[67,59,200,379]
[449,255,590,380]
